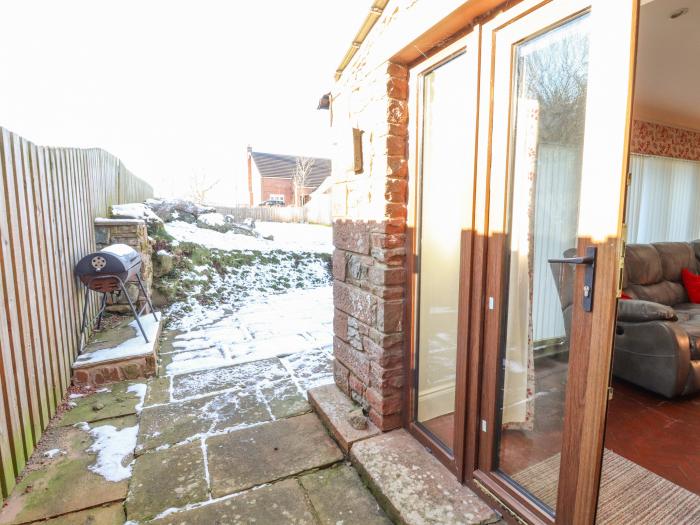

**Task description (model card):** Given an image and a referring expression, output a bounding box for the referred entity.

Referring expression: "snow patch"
[85,423,139,482]
[73,313,161,367]
[111,203,162,224]
[165,220,331,254]
[127,383,147,414]
[43,448,62,459]
[102,243,135,257]
[198,212,226,227]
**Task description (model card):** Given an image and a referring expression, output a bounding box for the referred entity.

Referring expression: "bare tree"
[292,157,315,206]
[188,172,220,205]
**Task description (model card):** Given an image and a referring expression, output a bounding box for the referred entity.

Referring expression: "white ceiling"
[634,0,700,130]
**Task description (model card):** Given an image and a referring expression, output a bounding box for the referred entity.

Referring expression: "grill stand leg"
[135,273,158,322]
[78,288,91,354]
[96,293,108,330]
[118,279,149,344]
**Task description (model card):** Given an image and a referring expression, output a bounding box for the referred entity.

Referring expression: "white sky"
[0,1,368,204]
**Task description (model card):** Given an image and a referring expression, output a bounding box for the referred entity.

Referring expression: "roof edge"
[335,0,389,81]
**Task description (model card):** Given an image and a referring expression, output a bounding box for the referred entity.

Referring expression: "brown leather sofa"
[615,242,700,398]
[552,241,700,398]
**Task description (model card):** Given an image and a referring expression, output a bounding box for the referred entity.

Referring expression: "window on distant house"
[269,194,284,203]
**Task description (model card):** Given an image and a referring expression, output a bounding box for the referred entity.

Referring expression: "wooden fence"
[215,205,332,225]
[0,126,152,498]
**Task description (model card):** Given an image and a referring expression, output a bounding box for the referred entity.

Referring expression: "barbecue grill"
[75,244,157,351]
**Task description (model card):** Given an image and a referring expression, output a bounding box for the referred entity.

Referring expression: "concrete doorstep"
[308,384,502,525]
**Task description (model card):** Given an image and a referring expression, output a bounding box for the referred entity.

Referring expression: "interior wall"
[630,120,700,162]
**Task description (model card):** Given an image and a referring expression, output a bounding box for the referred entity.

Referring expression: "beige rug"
[510,449,700,524]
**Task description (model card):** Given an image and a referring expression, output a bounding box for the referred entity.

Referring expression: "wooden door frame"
[461,0,639,524]
[403,28,481,478]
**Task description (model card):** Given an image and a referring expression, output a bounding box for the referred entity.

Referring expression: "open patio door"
[470,0,638,523]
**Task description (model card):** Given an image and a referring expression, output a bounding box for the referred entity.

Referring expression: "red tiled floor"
[421,412,455,451]
[604,378,700,494]
[496,354,700,496]
[498,354,568,475]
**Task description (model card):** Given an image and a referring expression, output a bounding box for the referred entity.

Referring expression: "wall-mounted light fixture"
[317,93,331,110]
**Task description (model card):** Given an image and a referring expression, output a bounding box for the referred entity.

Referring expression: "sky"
[0,1,368,204]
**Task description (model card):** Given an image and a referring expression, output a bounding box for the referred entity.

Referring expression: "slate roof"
[251,151,332,189]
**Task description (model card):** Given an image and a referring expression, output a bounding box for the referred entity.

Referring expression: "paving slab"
[300,463,392,525]
[171,358,286,399]
[157,330,185,354]
[37,503,125,525]
[158,346,222,375]
[58,381,146,426]
[350,430,499,525]
[136,389,269,453]
[308,383,380,452]
[144,376,171,406]
[149,479,316,525]
[206,413,343,497]
[170,358,309,420]
[0,416,135,525]
[281,348,334,392]
[125,440,208,522]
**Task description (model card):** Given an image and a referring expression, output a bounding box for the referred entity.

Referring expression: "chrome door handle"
[547,254,595,265]
[548,246,597,312]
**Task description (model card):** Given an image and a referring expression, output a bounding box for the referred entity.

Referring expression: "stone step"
[73,313,162,386]
[308,383,380,453]
[350,430,502,525]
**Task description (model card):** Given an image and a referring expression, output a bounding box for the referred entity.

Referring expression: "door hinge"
[488,297,494,310]
[608,386,614,400]
[481,419,487,432]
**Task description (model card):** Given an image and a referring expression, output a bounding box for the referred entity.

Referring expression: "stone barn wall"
[328,0,485,431]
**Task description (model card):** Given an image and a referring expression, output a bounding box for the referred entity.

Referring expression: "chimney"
[247,146,254,206]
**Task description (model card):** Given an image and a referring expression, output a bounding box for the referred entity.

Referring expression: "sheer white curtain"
[627,154,700,243]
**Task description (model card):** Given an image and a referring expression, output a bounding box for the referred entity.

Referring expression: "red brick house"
[246,147,331,206]
[311,0,700,524]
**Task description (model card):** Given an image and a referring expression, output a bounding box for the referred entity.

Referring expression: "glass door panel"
[495,14,590,513]
[414,50,471,453]
[474,0,638,522]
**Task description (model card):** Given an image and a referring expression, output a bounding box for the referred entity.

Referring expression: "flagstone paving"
[0,286,392,524]
[206,413,343,497]
[0,416,135,524]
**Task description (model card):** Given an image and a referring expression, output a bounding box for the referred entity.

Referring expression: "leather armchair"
[615,242,700,398]
[551,241,700,398]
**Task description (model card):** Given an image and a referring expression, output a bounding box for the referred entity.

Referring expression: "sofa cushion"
[624,280,687,306]
[671,303,700,360]
[625,244,663,285]
[652,242,697,282]
[681,268,700,303]
[617,300,676,322]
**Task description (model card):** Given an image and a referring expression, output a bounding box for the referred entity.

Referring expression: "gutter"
[335,0,389,81]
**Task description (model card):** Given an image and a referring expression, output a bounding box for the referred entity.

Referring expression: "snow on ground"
[165,220,332,254]
[158,218,335,394]
[111,203,162,224]
[197,212,226,227]
[127,383,147,414]
[165,286,333,379]
[73,314,161,366]
[78,422,139,483]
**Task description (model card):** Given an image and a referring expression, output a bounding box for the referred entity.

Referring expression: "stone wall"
[330,22,411,430]
[94,218,153,312]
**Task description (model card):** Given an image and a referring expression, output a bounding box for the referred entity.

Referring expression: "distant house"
[246,147,331,206]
